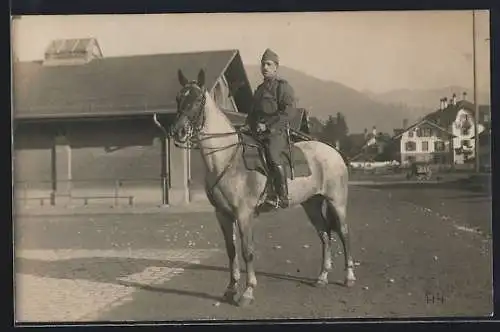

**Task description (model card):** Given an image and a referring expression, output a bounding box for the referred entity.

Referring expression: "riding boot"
[275,165,290,208]
[265,164,289,209]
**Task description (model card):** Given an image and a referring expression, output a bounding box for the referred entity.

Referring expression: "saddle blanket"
[238,132,312,179]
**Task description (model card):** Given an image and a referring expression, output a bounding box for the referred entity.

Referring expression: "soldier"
[243,48,296,208]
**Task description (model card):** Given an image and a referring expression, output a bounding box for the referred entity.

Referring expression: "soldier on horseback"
[242,48,296,208]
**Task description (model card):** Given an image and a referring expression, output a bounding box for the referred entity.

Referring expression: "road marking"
[454,225,482,234]
[15,249,219,323]
[398,201,486,237]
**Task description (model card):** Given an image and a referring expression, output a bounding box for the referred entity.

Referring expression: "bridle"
[170,82,245,151]
[153,81,257,192]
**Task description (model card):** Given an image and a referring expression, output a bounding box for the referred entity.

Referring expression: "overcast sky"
[12,11,491,95]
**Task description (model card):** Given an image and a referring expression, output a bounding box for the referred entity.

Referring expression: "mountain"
[244,65,425,134]
[368,86,491,110]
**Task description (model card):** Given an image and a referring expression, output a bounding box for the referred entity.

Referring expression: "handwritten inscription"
[425,292,446,304]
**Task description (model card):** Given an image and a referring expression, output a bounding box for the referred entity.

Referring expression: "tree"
[321,115,338,146]
[318,112,351,153]
[336,112,349,138]
[335,112,349,153]
[308,116,325,139]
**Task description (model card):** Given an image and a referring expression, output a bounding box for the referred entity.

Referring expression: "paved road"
[14,185,493,322]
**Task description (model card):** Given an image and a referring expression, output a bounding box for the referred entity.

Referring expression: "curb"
[14,203,217,218]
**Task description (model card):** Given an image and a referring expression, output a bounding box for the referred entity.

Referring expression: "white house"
[393,119,455,165]
[393,95,490,165]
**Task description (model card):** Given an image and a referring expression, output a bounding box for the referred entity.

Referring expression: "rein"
[155,86,262,195]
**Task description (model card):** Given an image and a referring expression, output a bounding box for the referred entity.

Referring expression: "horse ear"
[197,69,205,88]
[178,69,189,86]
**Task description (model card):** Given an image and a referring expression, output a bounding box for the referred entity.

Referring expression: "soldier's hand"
[257,123,267,133]
[240,124,251,132]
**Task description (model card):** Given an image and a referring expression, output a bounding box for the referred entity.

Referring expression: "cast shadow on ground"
[16,256,337,303]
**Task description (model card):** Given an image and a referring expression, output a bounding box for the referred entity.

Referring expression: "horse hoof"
[345,278,356,288]
[314,279,328,288]
[222,290,238,304]
[237,295,254,307]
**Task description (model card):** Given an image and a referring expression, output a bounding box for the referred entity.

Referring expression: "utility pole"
[472,10,480,173]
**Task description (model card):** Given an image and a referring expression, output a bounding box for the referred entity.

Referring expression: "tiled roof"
[348,133,368,148]
[45,38,96,56]
[13,49,253,120]
[393,128,404,137]
[392,119,456,139]
[424,100,491,128]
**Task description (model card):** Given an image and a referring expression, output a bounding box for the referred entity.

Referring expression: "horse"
[158,68,356,307]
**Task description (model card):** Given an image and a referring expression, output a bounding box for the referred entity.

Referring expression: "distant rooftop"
[43,38,103,66]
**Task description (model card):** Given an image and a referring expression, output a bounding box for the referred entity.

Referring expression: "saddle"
[238,129,312,180]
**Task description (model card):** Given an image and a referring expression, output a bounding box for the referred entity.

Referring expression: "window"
[405,141,416,152]
[408,130,414,138]
[423,128,432,137]
[416,128,422,137]
[422,141,429,151]
[461,127,470,135]
[462,140,471,148]
[434,141,445,152]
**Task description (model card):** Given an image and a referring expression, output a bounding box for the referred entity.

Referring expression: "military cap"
[261,48,279,65]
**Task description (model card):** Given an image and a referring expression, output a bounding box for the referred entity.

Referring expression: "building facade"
[394,120,454,165]
[13,38,310,207]
[393,96,490,166]
[12,38,255,207]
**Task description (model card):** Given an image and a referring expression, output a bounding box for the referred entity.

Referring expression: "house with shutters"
[392,94,491,166]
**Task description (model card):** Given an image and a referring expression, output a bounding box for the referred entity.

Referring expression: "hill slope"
[244,65,425,133]
[369,86,490,110]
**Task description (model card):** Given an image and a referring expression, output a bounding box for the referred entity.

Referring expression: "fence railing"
[13,177,165,206]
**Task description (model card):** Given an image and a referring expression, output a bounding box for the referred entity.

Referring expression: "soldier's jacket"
[246,77,296,133]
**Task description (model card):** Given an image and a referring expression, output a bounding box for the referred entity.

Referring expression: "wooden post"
[161,137,169,205]
[168,137,189,205]
[472,10,480,173]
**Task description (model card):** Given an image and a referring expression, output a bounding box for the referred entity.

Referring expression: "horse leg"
[326,199,356,287]
[301,196,332,287]
[235,213,257,307]
[215,210,240,303]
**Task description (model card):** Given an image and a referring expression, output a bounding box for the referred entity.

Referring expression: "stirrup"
[278,195,290,208]
[265,195,288,209]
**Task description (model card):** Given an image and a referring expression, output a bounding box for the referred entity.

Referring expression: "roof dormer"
[43,38,103,66]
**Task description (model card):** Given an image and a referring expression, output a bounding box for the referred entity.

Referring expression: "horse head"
[170,69,208,144]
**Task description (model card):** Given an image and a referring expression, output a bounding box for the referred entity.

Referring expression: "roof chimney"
[372,126,377,137]
[462,91,467,101]
[443,97,448,109]
[452,93,457,105]
[440,98,444,110]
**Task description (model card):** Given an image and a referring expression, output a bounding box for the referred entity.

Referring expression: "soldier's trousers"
[262,130,288,167]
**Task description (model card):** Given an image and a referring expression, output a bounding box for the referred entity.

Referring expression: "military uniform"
[245,49,296,208]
